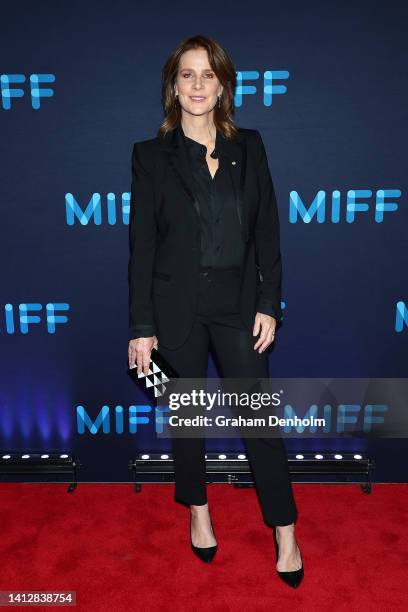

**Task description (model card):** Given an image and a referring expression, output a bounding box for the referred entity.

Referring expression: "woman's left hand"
[253,313,277,353]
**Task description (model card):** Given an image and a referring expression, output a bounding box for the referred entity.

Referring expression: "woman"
[127,34,303,588]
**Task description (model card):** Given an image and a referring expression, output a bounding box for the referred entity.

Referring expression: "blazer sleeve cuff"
[128,324,157,341]
[255,297,283,322]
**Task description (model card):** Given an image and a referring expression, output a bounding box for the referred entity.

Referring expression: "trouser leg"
[158,317,209,507]
[242,437,298,526]
[207,299,298,526]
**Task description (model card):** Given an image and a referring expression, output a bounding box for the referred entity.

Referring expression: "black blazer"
[128,124,283,350]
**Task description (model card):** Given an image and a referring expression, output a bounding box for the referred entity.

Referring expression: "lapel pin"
[231,160,236,165]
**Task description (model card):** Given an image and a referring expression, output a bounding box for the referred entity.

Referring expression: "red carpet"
[0,483,407,611]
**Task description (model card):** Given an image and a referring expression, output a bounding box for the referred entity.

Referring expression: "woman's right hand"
[128,336,158,376]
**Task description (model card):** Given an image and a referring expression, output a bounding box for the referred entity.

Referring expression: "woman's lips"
[190,96,206,102]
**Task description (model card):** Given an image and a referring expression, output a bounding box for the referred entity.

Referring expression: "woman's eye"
[181,72,214,78]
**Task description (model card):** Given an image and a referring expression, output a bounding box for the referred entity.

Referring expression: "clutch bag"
[127,347,179,401]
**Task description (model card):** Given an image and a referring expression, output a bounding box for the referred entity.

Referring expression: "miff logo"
[65,193,130,225]
[289,190,401,223]
[77,405,170,434]
[234,70,290,107]
[1,74,55,109]
[1,303,69,333]
[396,301,408,332]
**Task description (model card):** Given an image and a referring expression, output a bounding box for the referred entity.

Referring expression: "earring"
[217,94,221,108]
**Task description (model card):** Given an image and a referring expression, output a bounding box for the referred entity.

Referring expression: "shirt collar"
[180,124,230,161]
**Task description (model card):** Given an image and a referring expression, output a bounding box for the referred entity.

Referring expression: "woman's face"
[175,48,222,118]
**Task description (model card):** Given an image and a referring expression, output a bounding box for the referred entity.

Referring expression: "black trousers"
[158,266,298,527]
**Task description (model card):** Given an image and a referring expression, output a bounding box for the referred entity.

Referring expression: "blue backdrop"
[1,0,407,481]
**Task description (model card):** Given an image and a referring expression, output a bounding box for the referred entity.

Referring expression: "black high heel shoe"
[273,527,304,588]
[190,512,218,563]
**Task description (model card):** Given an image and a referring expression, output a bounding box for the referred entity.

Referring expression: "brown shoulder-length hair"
[157,34,238,140]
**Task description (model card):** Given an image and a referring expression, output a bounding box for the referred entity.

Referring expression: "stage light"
[129,451,374,493]
[0,451,79,491]
[160,454,169,459]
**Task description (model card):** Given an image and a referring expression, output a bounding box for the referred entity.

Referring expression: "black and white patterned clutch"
[127,347,179,401]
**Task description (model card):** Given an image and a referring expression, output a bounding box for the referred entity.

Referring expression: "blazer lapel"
[160,124,201,220]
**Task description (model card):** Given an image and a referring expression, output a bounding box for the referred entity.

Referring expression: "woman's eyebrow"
[180,68,213,72]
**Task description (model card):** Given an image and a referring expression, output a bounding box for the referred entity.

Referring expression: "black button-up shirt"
[181,128,245,269]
